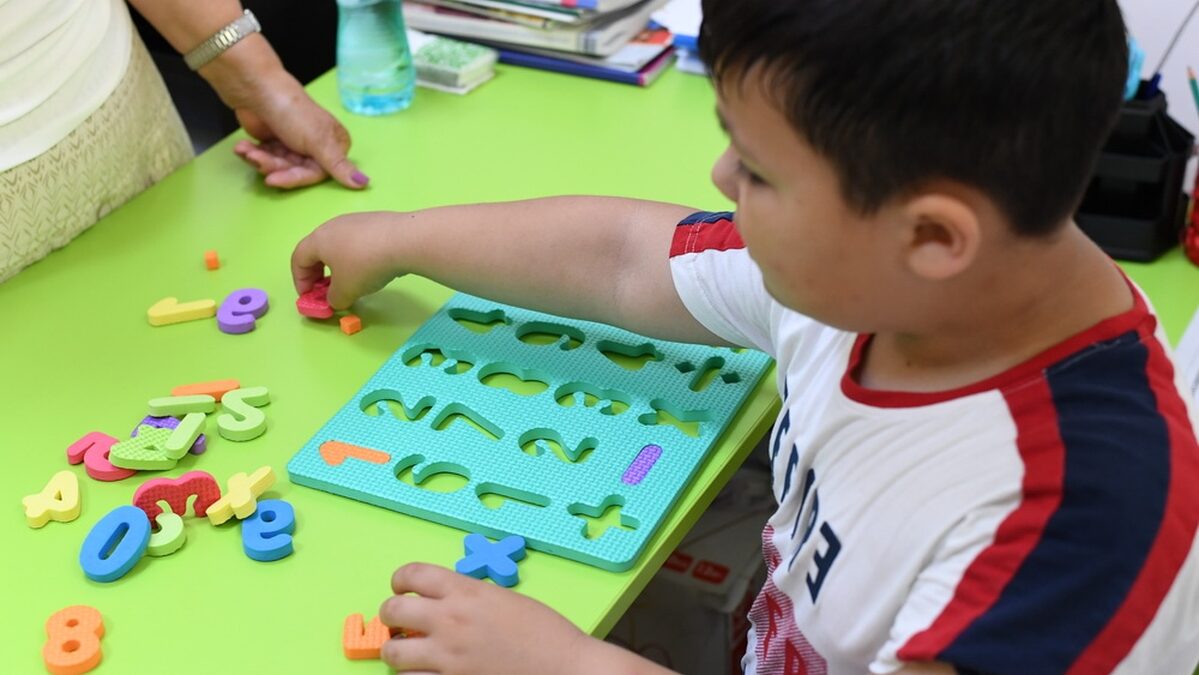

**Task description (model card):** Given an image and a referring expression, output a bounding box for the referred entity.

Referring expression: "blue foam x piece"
[455,533,526,587]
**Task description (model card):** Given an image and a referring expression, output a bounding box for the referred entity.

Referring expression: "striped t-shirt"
[668,211,1199,675]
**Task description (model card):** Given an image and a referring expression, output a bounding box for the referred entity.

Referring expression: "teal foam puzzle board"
[287,294,773,571]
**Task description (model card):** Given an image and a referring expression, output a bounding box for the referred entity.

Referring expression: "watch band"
[183,10,262,71]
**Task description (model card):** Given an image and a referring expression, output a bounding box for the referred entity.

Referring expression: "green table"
[1,64,1196,674]
[0,67,779,674]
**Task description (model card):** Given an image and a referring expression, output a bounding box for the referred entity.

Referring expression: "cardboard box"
[606,463,774,674]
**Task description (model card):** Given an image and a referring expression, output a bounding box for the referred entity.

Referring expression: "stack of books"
[403,0,675,87]
[410,30,499,94]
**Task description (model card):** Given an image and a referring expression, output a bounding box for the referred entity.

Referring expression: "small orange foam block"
[343,614,389,659]
[171,378,241,402]
[340,314,362,335]
[205,250,220,270]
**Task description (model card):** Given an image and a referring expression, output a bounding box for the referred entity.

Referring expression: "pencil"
[1188,67,1199,114]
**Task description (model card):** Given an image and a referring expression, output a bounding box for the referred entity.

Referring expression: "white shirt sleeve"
[667,211,780,355]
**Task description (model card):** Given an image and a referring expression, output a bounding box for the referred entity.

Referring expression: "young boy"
[292,0,1199,672]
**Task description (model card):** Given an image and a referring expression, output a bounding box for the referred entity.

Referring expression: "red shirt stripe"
[897,376,1068,659]
[1066,322,1199,674]
[671,215,745,258]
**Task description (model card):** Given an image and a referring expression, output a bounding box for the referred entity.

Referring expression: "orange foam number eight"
[43,605,104,675]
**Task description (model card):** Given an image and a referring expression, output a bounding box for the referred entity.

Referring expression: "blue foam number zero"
[79,505,152,582]
[240,498,296,562]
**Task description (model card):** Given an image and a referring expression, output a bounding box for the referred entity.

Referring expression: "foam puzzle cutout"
[296,277,333,319]
[43,605,104,675]
[23,471,81,528]
[320,440,391,466]
[133,470,222,522]
[172,378,241,401]
[146,297,216,326]
[147,394,216,416]
[79,505,150,582]
[164,413,205,458]
[218,288,270,334]
[622,445,662,485]
[455,533,526,587]
[288,294,773,571]
[135,415,207,455]
[109,426,177,471]
[240,498,295,561]
[208,466,276,525]
[216,386,270,441]
[343,614,389,659]
[67,432,137,481]
[146,513,186,557]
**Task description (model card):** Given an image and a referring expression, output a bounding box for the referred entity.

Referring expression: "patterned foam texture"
[287,294,772,571]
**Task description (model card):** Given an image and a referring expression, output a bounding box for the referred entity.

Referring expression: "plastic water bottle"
[336,0,416,115]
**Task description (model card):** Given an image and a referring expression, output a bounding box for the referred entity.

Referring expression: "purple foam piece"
[218,288,270,335]
[134,415,207,455]
[622,444,662,485]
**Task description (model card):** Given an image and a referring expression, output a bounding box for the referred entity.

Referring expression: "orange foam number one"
[343,613,389,660]
[43,605,104,675]
[320,441,391,467]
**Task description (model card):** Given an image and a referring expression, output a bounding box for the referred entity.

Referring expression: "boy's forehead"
[714,85,791,145]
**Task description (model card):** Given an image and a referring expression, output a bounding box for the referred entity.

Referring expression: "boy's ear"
[899,193,981,281]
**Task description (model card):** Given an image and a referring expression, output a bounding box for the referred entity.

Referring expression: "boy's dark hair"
[699,1,1129,236]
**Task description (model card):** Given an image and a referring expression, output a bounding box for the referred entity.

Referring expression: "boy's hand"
[379,563,588,674]
[291,212,403,309]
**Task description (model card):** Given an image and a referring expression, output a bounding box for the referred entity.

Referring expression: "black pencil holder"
[1077,87,1194,262]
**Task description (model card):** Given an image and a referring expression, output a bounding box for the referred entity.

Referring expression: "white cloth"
[0,0,132,171]
[1179,306,1199,398]
[668,211,1199,674]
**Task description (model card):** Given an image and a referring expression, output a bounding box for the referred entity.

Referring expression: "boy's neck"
[859,224,1134,393]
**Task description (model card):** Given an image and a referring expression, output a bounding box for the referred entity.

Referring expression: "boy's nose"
[711,146,740,203]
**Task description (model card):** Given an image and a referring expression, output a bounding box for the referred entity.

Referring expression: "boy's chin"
[765,280,870,333]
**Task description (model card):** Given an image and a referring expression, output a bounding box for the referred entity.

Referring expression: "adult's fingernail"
[352,171,370,187]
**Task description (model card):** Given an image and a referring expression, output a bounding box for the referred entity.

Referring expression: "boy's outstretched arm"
[290,197,727,345]
[380,563,677,675]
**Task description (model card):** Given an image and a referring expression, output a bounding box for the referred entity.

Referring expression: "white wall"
[1121,0,1199,136]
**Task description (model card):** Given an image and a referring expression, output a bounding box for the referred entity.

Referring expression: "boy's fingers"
[377,594,437,633]
[380,636,439,673]
[290,237,325,294]
[325,276,358,311]
[391,562,458,598]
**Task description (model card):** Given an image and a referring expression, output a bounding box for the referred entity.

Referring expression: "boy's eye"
[737,161,767,186]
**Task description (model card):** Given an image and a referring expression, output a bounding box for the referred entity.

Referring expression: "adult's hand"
[125,1,368,190]
[228,69,368,190]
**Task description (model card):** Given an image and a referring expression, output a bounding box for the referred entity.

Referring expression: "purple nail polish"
[352,171,370,187]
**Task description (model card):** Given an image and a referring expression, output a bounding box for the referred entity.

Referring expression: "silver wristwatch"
[183,10,262,71]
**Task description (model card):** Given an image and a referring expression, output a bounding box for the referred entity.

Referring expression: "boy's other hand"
[291,212,401,310]
[379,562,587,674]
